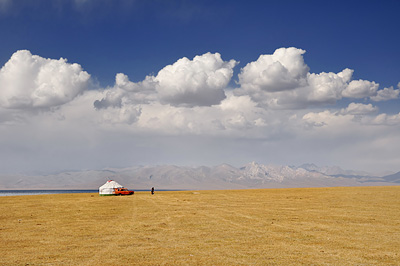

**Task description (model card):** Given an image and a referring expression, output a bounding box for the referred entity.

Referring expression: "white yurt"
[99,180,123,196]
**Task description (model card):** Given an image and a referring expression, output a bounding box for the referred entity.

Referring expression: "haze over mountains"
[0,162,398,190]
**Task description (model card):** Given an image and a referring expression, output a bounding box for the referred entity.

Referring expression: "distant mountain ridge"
[0,162,398,190]
[296,163,372,177]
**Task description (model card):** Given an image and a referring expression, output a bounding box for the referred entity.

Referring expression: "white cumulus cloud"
[370,86,400,101]
[235,48,396,109]
[236,48,354,108]
[94,73,156,109]
[134,92,270,136]
[369,113,400,126]
[238,47,309,93]
[306,68,353,103]
[155,52,237,107]
[0,50,90,109]
[342,79,379,98]
[1,48,400,175]
[340,102,378,115]
[303,103,399,130]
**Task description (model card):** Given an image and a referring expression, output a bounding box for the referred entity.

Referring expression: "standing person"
[151,187,154,195]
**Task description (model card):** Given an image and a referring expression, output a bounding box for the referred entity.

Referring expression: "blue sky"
[2,0,399,88]
[0,0,399,174]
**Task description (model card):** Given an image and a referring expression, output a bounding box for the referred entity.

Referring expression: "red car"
[114,187,134,195]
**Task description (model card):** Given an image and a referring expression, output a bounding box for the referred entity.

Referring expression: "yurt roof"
[99,180,123,189]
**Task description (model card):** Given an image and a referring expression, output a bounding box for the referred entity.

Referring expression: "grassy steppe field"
[1,186,399,265]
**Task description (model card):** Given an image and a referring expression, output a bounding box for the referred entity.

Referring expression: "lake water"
[0,190,98,196]
[0,189,177,196]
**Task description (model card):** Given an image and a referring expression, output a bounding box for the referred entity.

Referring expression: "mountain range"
[0,162,399,190]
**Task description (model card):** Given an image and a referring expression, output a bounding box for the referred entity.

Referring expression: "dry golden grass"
[1,186,399,265]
